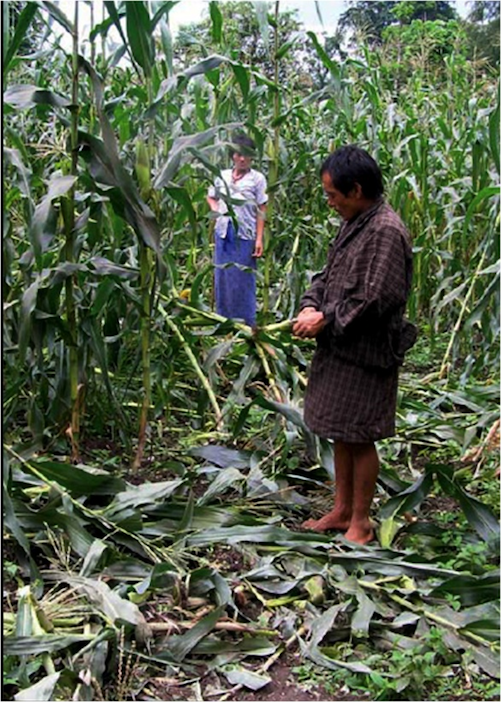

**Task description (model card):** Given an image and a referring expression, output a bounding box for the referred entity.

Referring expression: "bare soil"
[142,650,370,702]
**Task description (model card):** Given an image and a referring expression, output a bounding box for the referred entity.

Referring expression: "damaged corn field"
[2,1,500,701]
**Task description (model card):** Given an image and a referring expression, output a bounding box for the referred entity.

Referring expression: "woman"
[207,134,268,327]
[293,145,416,544]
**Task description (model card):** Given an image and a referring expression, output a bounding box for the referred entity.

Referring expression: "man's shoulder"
[373,202,408,236]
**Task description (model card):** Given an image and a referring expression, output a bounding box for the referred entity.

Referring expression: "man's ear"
[352,182,363,199]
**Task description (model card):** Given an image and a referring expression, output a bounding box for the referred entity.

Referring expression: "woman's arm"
[207,175,225,213]
[253,203,266,257]
[207,195,219,213]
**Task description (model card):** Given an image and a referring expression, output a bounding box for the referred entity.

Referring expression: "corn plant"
[3,4,500,699]
[4,0,499,457]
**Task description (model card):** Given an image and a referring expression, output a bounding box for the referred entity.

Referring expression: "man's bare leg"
[344,441,379,544]
[303,441,354,531]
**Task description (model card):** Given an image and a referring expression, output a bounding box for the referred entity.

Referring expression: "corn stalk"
[61,3,81,461]
[134,241,155,469]
[439,247,488,378]
[161,311,223,429]
[262,0,280,315]
[134,99,155,471]
[129,2,157,470]
[3,1,9,64]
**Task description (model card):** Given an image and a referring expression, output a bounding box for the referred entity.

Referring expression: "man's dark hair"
[320,145,384,199]
[229,133,256,158]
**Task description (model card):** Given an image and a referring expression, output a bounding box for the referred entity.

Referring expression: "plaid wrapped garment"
[300,199,415,442]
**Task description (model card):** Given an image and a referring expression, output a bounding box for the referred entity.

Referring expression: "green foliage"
[2,2,500,699]
[296,625,500,700]
[382,18,467,65]
[3,426,500,699]
[339,1,399,45]
[339,0,458,47]
[2,0,498,451]
[391,1,457,24]
[465,0,500,68]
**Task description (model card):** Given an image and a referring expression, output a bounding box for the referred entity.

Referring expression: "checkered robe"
[299,199,415,442]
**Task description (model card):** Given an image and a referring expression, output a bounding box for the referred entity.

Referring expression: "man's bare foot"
[344,522,375,545]
[302,510,351,533]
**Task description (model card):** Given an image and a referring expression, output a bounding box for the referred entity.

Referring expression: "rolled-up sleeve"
[254,172,268,206]
[208,175,224,200]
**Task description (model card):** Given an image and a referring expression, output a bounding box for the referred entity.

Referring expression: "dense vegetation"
[2,1,499,700]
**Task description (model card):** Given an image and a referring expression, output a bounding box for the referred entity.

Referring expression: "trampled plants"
[2,2,499,700]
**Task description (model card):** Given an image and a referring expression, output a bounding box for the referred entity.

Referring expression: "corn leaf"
[154,124,239,188]
[41,1,73,34]
[430,571,500,606]
[125,1,153,77]
[301,637,373,674]
[64,576,146,625]
[151,54,229,109]
[150,1,178,30]
[223,666,272,691]
[195,636,276,656]
[3,2,40,75]
[434,464,500,542]
[189,445,251,469]
[165,186,197,236]
[103,479,184,521]
[168,605,225,662]
[3,148,31,198]
[198,467,246,506]
[3,84,71,109]
[14,672,62,702]
[22,458,126,496]
[464,185,500,228]
[489,94,500,174]
[307,31,339,77]
[379,472,434,519]
[209,1,223,44]
[5,635,95,656]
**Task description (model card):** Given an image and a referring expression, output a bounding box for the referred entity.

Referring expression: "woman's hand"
[292,308,326,338]
[207,196,220,213]
[252,238,263,257]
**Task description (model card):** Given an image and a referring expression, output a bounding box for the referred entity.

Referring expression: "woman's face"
[321,172,364,221]
[233,151,253,172]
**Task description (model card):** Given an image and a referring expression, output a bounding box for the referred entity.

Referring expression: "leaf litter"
[3,409,500,701]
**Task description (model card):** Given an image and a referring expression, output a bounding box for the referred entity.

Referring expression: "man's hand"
[292,308,326,338]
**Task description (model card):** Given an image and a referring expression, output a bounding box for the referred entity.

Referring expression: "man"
[293,145,416,544]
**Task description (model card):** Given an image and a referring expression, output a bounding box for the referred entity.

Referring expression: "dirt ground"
[141,649,369,702]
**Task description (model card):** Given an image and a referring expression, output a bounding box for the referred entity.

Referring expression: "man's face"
[321,172,362,221]
[233,151,253,171]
